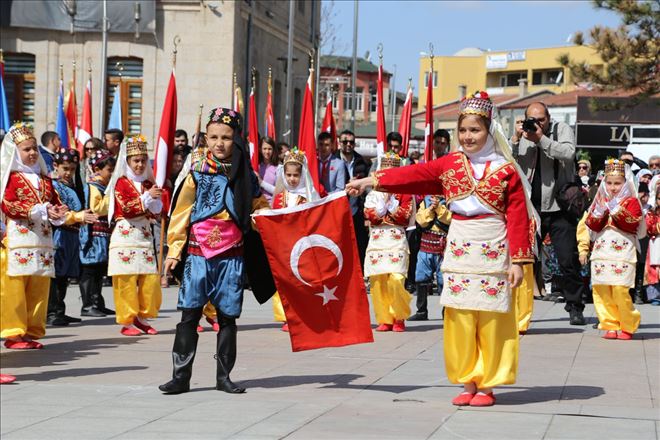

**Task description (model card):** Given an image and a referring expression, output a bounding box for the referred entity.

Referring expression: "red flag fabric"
[320,94,336,151]
[254,192,374,351]
[248,87,260,171]
[153,70,177,187]
[65,82,78,152]
[398,85,413,158]
[376,64,387,156]
[77,77,93,156]
[265,76,276,140]
[297,70,320,192]
[423,66,434,163]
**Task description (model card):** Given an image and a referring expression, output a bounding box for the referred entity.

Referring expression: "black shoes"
[47,315,69,326]
[99,307,115,315]
[569,309,586,326]
[81,307,106,317]
[160,309,202,395]
[407,313,428,322]
[215,317,246,394]
[543,293,566,303]
[159,380,190,395]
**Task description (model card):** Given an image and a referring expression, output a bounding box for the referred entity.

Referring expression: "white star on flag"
[315,285,339,305]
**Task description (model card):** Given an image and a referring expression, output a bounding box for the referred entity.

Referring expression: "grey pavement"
[1,285,659,440]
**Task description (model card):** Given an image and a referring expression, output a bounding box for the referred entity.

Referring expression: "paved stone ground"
[1,285,659,439]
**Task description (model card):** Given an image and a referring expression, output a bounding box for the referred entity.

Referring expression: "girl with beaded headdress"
[577,159,643,339]
[347,91,536,407]
[160,107,271,395]
[269,148,320,330]
[0,123,68,350]
[47,148,98,326]
[106,134,163,336]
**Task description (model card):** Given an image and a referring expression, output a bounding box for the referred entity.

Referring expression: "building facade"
[417,45,603,110]
[0,0,320,146]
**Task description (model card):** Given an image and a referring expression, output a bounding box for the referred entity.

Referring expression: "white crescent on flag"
[290,234,344,287]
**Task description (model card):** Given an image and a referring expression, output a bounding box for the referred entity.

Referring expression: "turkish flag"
[153,70,177,187]
[298,69,320,193]
[320,94,336,152]
[423,64,434,163]
[376,63,387,157]
[65,82,78,151]
[254,192,374,352]
[77,77,93,157]
[265,75,276,140]
[248,87,260,171]
[398,84,413,158]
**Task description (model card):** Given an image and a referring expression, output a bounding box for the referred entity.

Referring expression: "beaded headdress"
[459,91,493,119]
[8,122,35,145]
[126,134,148,157]
[283,147,306,167]
[380,151,402,170]
[54,147,80,164]
[604,159,626,177]
[89,149,113,169]
[208,107,242,132]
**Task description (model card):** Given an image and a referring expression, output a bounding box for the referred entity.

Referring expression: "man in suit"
[318,131,347,194]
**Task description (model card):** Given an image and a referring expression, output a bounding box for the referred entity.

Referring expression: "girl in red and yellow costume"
[577,159,642,340]
[106,135,163,336]
[364,152,414,332]
[347,92,536,407]
[1,123,68,350]
[270,148,320,331]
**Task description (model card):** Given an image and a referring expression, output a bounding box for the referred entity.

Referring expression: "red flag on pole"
[423,63,434,163]
[254,192,374,351]
[248,85,260,171]
[320,93,336,151]
[265,71,276,140]
[77,77,93,156]
[298,69,320,192]
[398,84,413,158]
[65,82,78,152]
[376,64,387,156]
[153,70,178,188]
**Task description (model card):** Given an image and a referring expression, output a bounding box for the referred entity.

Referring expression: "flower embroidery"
[372,230,384,241]
[369,253,383,266]
[117,250,136,264]
[609,239,627,253]
[143,250,155,264]
[14,251,34,266]
[389,229,403,241]
[118,224,132,236]
[141,225,152,239]
[481,242,506,261]
[449,240,471,258]
[40,222,51,237]
[447,276,470,296]
[388,252,404,264]
[593,239,605,251]
[593,263,605,275]
[611,263,629,276]
[39,252,53,267]
[205,226,223,248]
[16,224,30,235]
[480,279,505,298]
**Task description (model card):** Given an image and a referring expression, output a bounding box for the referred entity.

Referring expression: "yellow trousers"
[112,274,162,326]
[202,302,217,320]
[593,284,641,333]
[370,273,412,325]
[514,264,535,332]
[272,292,286,322]
[0,246,50,339]
[444,306,519,389]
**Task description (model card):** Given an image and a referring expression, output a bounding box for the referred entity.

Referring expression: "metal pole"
[390,63,396,129]
[284,0,295,142]
[351,0,358,132]
[99,0,108,133]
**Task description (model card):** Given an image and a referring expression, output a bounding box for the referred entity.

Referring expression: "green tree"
[558,0,659,107]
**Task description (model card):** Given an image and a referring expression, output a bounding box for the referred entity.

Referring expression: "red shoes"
[281,323,289,332]
[207,317,220,332]
[451,392,475,406]
[392,320,405,332]
[375,323,393,332]
[4,339,43,349]
[470,392,496,407]
[603,330,618,339]
[196,325,205,332]
[0,374,16,384]
[617,331,633,340]
[133,318,158,335]
[120,326,142,336]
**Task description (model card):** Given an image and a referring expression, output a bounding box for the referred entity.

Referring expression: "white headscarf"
[273,156,320,202]
[649,174,660,209]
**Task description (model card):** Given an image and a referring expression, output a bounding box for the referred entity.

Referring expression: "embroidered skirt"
[108,217,158,276]
[591,227,636,288]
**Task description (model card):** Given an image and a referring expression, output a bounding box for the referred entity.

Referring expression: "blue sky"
[322,0,621,93]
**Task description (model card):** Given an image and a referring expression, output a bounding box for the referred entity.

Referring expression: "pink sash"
[191,218,242,259]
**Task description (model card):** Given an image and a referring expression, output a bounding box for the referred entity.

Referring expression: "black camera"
[521,117,539,133]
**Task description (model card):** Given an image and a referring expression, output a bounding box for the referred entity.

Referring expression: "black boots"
[79,265,113,317]
[409,284,431,321]
[215,316,245,394]
[159,308,203,394]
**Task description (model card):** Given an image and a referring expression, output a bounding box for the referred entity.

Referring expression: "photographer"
[512,102,586,325]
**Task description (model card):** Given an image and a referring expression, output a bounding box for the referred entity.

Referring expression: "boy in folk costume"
[348,92,536,407]
[364,152,415,332]
[47,148,98,326]
[270,148,320,331]
[160,108,271,395]
[1,123,68,349]
[79,149,116,317]
[577,159,642,339]
[409,195,451,321]
[107,135,163,336]
[645,176,660,305]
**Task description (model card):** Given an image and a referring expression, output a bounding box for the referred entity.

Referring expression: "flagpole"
[350,0,358,132]
[99,0,108,133]
[284,0,295,143]
[193,104,203,148]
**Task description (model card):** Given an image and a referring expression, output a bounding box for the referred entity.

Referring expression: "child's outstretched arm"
[576,212,590,266]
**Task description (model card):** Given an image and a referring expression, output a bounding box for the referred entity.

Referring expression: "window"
[532,69,564,85]
[499,71,527,87]
[106,57,143,135]
[3,53,36,126]
[331,90,339,111]
[370,93,377,113]
[343,88,363,112]
[424,71,438,88]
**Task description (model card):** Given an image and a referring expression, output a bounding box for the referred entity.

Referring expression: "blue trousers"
[415,251,443,288]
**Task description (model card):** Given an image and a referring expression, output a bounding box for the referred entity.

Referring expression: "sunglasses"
[578,165,588,170]
[650,163,659,169]
[340,140,355,145]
